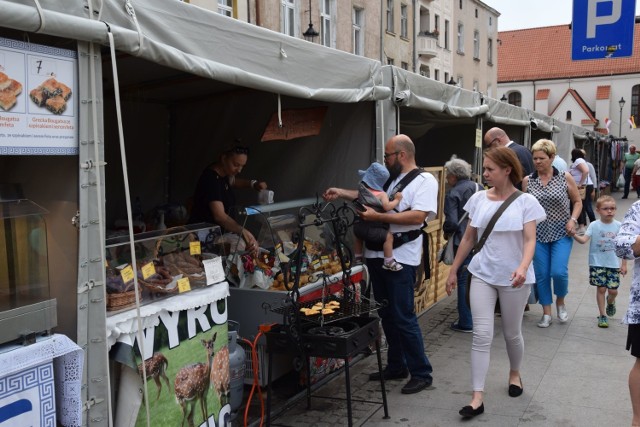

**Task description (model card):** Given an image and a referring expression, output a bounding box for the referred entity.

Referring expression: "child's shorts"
[627,324,640,358]
[589,266,621,289]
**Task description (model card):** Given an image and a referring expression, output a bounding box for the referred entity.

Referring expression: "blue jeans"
[367,258,433,380]
[533,237,573,306]
[455,248,473,330]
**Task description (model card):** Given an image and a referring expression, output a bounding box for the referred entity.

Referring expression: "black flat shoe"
[508,377,523,397]
[459,403,484,418]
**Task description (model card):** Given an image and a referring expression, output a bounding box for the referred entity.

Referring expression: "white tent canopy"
[0,0,389,103]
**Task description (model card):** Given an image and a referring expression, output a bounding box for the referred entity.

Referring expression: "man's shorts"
[627,324,640,358]
[589,266,621,289]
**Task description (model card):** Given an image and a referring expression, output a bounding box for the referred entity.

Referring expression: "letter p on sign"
[587,0,622,38]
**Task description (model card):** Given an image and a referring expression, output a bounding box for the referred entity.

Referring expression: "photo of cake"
[0,71,23,111]
[29,77,72,114]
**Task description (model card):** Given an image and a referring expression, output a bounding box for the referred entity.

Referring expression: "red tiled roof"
[536,89,550,100]
[581,119,596,125]
[498,22,640,82]
[550,88,596,122]
[596,85,611,99]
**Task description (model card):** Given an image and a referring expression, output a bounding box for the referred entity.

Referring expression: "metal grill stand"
[264,200,389,426]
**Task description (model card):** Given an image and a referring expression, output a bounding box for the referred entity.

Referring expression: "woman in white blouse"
[569,148,593,233]
[446,147,546,419]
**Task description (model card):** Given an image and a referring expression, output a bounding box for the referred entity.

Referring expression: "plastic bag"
[617,173,626,188]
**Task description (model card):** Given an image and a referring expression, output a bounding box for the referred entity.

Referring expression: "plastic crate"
[239,340,295,386]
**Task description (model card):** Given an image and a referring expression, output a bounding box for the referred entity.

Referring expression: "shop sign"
[261,107,327,141]
[0,37,78,155]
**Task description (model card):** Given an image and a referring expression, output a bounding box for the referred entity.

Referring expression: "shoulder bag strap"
[472,190,522,254]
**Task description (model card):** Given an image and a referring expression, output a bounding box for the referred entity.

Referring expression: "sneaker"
[598,315,609,328]
[557,305,569,323]
[606,299,616,317]
[382,260,403,271]
[400,377,432,394]
[450,321,473,333]
[368,367,409,381]
[537,314,552,328]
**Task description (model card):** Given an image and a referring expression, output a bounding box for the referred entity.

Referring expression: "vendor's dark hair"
[484,147,523,186]
[570,148,584,162]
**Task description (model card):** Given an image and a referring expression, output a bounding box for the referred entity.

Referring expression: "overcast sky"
[483,0,640,31]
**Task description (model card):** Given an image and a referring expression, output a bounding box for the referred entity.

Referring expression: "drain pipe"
[380,0,385,62]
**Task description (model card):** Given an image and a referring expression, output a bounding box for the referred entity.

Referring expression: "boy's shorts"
[627,324,640,358]
[589,266,621,289]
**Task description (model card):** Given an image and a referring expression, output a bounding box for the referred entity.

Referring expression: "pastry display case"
[104,223,224,313]
[0,198,56,345]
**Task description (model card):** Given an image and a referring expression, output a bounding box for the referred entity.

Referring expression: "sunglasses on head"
[227,146,249,155]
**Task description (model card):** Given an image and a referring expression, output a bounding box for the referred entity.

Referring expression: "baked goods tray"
[269,295,382,325]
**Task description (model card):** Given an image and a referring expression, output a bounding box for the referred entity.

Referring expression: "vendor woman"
[189,145,267,254]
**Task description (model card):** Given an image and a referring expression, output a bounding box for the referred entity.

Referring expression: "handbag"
[438,183,481,265]
[578,186,586,199]
[438,212,468,265]
[465,190,523,307]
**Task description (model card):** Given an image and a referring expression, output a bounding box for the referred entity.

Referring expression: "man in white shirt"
[322,134,436,394]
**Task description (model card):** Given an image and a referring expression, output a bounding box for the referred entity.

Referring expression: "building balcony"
[417,33,439,59]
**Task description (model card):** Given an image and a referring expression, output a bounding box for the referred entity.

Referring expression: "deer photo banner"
[107,285,231,427]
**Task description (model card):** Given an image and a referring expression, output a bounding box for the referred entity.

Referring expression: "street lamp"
[447,77,457,85]
[302,0,319,42]
[619,97,626,137]
[500,94,507,102]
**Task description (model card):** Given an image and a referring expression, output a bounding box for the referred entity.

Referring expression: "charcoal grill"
[264,200,389,427]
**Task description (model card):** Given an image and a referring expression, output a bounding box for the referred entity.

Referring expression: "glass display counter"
[104,223,223,313]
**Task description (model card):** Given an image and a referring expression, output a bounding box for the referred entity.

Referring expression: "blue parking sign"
[572,0,636,60]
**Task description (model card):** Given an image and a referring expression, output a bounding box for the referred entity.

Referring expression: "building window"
[444,20,450,50]
[566,110,572,121]
[434,69,440,81]
[435,14,440,33]
[401,61,408,70]
[387,0,394,33]
[632,85,640,125]
[388,57,394,66]
[475,8,478,18]
[420,65,429,78]
[353,7,364,56]
[489,16,492,26]
[400,4,408,38]
[473,80,479,91]
[281,0,295,37]
[459,0,462,9]
[487,38,493,64]
[444,72,449,83]
[218,0,233,17]
[473,30,480,59]
[321,0,334,48]
[457,76,463,87]
[508,92,522,107]
[457,23,464,53]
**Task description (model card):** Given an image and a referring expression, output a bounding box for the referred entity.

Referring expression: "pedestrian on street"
[569,148,593,234]
[572,195,627,328]
[322,134,436,395]
[442,157,479,333]
[483,127,534,189]
[620,144,639,199]
[446,147,546,419]
[615,200,640,427]
[523,139,582,328]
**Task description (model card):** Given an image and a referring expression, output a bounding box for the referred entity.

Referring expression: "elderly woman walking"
[443,157,480,332]
[523,139,582,328]
[446,147,545,418]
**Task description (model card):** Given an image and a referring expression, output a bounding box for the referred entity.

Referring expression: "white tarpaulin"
[0,0,389,103]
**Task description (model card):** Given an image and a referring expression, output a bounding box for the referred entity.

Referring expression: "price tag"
[141,262,156,280]
[311,259,321,269]
[321,255,330,265]
[203,257,225,285]
[189,241,201,255]
[177,277,191,293]
[120,265,134,283]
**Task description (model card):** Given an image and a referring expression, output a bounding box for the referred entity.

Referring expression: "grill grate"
[270,295,382,325]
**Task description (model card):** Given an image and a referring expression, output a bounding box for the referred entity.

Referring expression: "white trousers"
[469,276,530,391]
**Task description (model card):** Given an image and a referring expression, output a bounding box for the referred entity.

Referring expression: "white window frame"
[400,4,408,38]
[353,7,364,56]
[473,30,480,59]
[281,0,296,37]
[217,0,233,17]
[387,0,394,33]
[457,22,464,53]
[321,0,335,48]
[444,20,450,50]
[487,38,493,64]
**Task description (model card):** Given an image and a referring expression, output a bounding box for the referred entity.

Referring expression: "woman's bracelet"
[570,217,578,223]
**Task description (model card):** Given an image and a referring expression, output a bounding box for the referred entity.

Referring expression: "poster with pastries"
[0,37,77,155]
